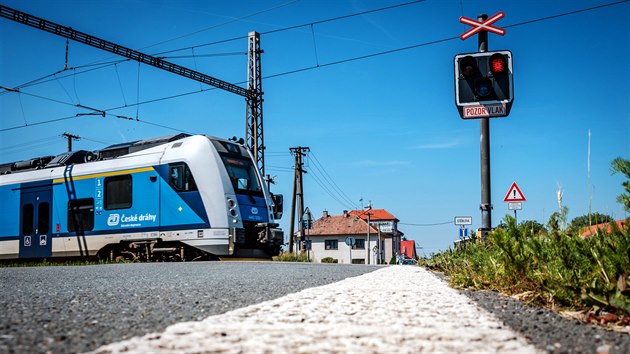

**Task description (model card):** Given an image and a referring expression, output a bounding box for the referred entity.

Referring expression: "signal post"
[454,12,514,240]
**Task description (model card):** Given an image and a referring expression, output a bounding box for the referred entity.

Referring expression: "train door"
[19,184,53,258]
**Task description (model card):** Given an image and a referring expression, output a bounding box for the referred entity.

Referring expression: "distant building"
[300,209,403,264]
[400,240,417,260]
[579,220,627,238]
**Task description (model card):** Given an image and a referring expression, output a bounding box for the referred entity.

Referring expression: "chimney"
[322,210,329,218]
[343,210,348,217]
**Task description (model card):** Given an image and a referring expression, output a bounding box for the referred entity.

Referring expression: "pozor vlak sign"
[454,50,514,119]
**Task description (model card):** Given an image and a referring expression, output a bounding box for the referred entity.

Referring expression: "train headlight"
[227,197,239,220]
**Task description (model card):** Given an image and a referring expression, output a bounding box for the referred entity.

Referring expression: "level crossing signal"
[454,50,514,119]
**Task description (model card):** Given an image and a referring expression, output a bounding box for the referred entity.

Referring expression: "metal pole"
[349,243,352,265]
[478,14,492,241]
[377,225,381,264]
[366,211,371,265]
[514,210,517,225]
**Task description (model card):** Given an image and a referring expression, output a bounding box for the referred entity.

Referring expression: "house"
[302,209,403,264]
[349,208,403,262]
[400,240,417,260]
[579,220,627,238]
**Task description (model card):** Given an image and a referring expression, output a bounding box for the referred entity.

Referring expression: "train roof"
[1,133,197,175]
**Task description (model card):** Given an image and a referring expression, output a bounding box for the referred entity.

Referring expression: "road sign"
[302,207,313,229]
[504,182,526,202]
[454,216,473,225]
[463,104,506,118]
[345,237,356,247]
[460,11,506,40]
[508,202,522,210]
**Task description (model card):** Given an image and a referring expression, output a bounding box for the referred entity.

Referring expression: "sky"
[1,0,628,255]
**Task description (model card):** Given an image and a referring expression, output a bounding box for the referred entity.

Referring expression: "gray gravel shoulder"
[431,271,630,354]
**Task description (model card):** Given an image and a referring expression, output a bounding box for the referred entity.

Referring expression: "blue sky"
[1,0,628,255]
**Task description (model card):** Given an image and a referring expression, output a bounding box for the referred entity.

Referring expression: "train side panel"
[0,184,22,258]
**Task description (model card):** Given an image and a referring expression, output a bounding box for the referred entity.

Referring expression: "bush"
[320,257,338,263]
[427,215,630,315]
[272,252,310,262]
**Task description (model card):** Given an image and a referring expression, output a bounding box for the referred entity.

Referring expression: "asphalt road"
[0,262,379,354]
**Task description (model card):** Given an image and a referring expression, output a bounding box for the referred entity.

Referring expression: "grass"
[0,257,106,267]
[272,251,311,262]
[423,216,630,317]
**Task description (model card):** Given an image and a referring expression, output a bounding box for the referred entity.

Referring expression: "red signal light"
[489,54,506,74]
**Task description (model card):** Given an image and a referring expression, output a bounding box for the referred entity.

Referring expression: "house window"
[325,240,338,250]
[353,239,365,249]
[352,259,365,264]
[68,198,94,232]
[104,174,132,210]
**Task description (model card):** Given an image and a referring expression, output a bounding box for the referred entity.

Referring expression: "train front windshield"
[221,157,262,194]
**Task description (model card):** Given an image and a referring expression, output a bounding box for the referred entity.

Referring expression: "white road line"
[91,266,539,353]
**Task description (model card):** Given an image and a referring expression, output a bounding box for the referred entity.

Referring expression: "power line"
[2,1,627,134]
[0,59,130,94]
[306,171,354,211]
[399,221,453,226]
[156,0,427,56]
[309,152,359,209]
[142,0,300,52]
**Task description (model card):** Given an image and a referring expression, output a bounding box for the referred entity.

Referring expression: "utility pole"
[478,14,493,241]
[288,147,309,253]
[62,132,80,152]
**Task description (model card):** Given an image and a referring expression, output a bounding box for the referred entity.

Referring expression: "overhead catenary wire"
[1,1,627,134]
[155,0,427,56]
[0,59,131,95]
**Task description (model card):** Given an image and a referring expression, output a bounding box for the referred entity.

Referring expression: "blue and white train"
[0,134,284,261]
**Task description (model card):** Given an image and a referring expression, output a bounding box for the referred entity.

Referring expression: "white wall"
[310,235,388,264]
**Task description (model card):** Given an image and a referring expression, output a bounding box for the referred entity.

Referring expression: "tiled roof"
[580,220,627,238]
[303,214,379,237]
[349,209,398,222]
[400,240,417,259]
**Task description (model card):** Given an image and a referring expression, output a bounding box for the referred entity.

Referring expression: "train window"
[38,202,50,234]
[22,204,34,235]
[325,240,338,250]
[104,175,132,210]
[168,163,197,192]
[68,198,94,232]
[220,157,262,194]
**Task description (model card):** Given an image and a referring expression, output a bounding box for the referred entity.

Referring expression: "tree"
[611,157,630,213]
[568,213,614,233]
[520,220,548,236]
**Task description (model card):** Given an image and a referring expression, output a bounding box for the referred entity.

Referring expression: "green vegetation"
[611,157,630,213]
[424,215,629,316]
[320,257,338,263]
[272,252,311,262]
[0,258,104,267]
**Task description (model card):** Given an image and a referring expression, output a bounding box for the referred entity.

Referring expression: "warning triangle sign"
[504,182,526,202]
